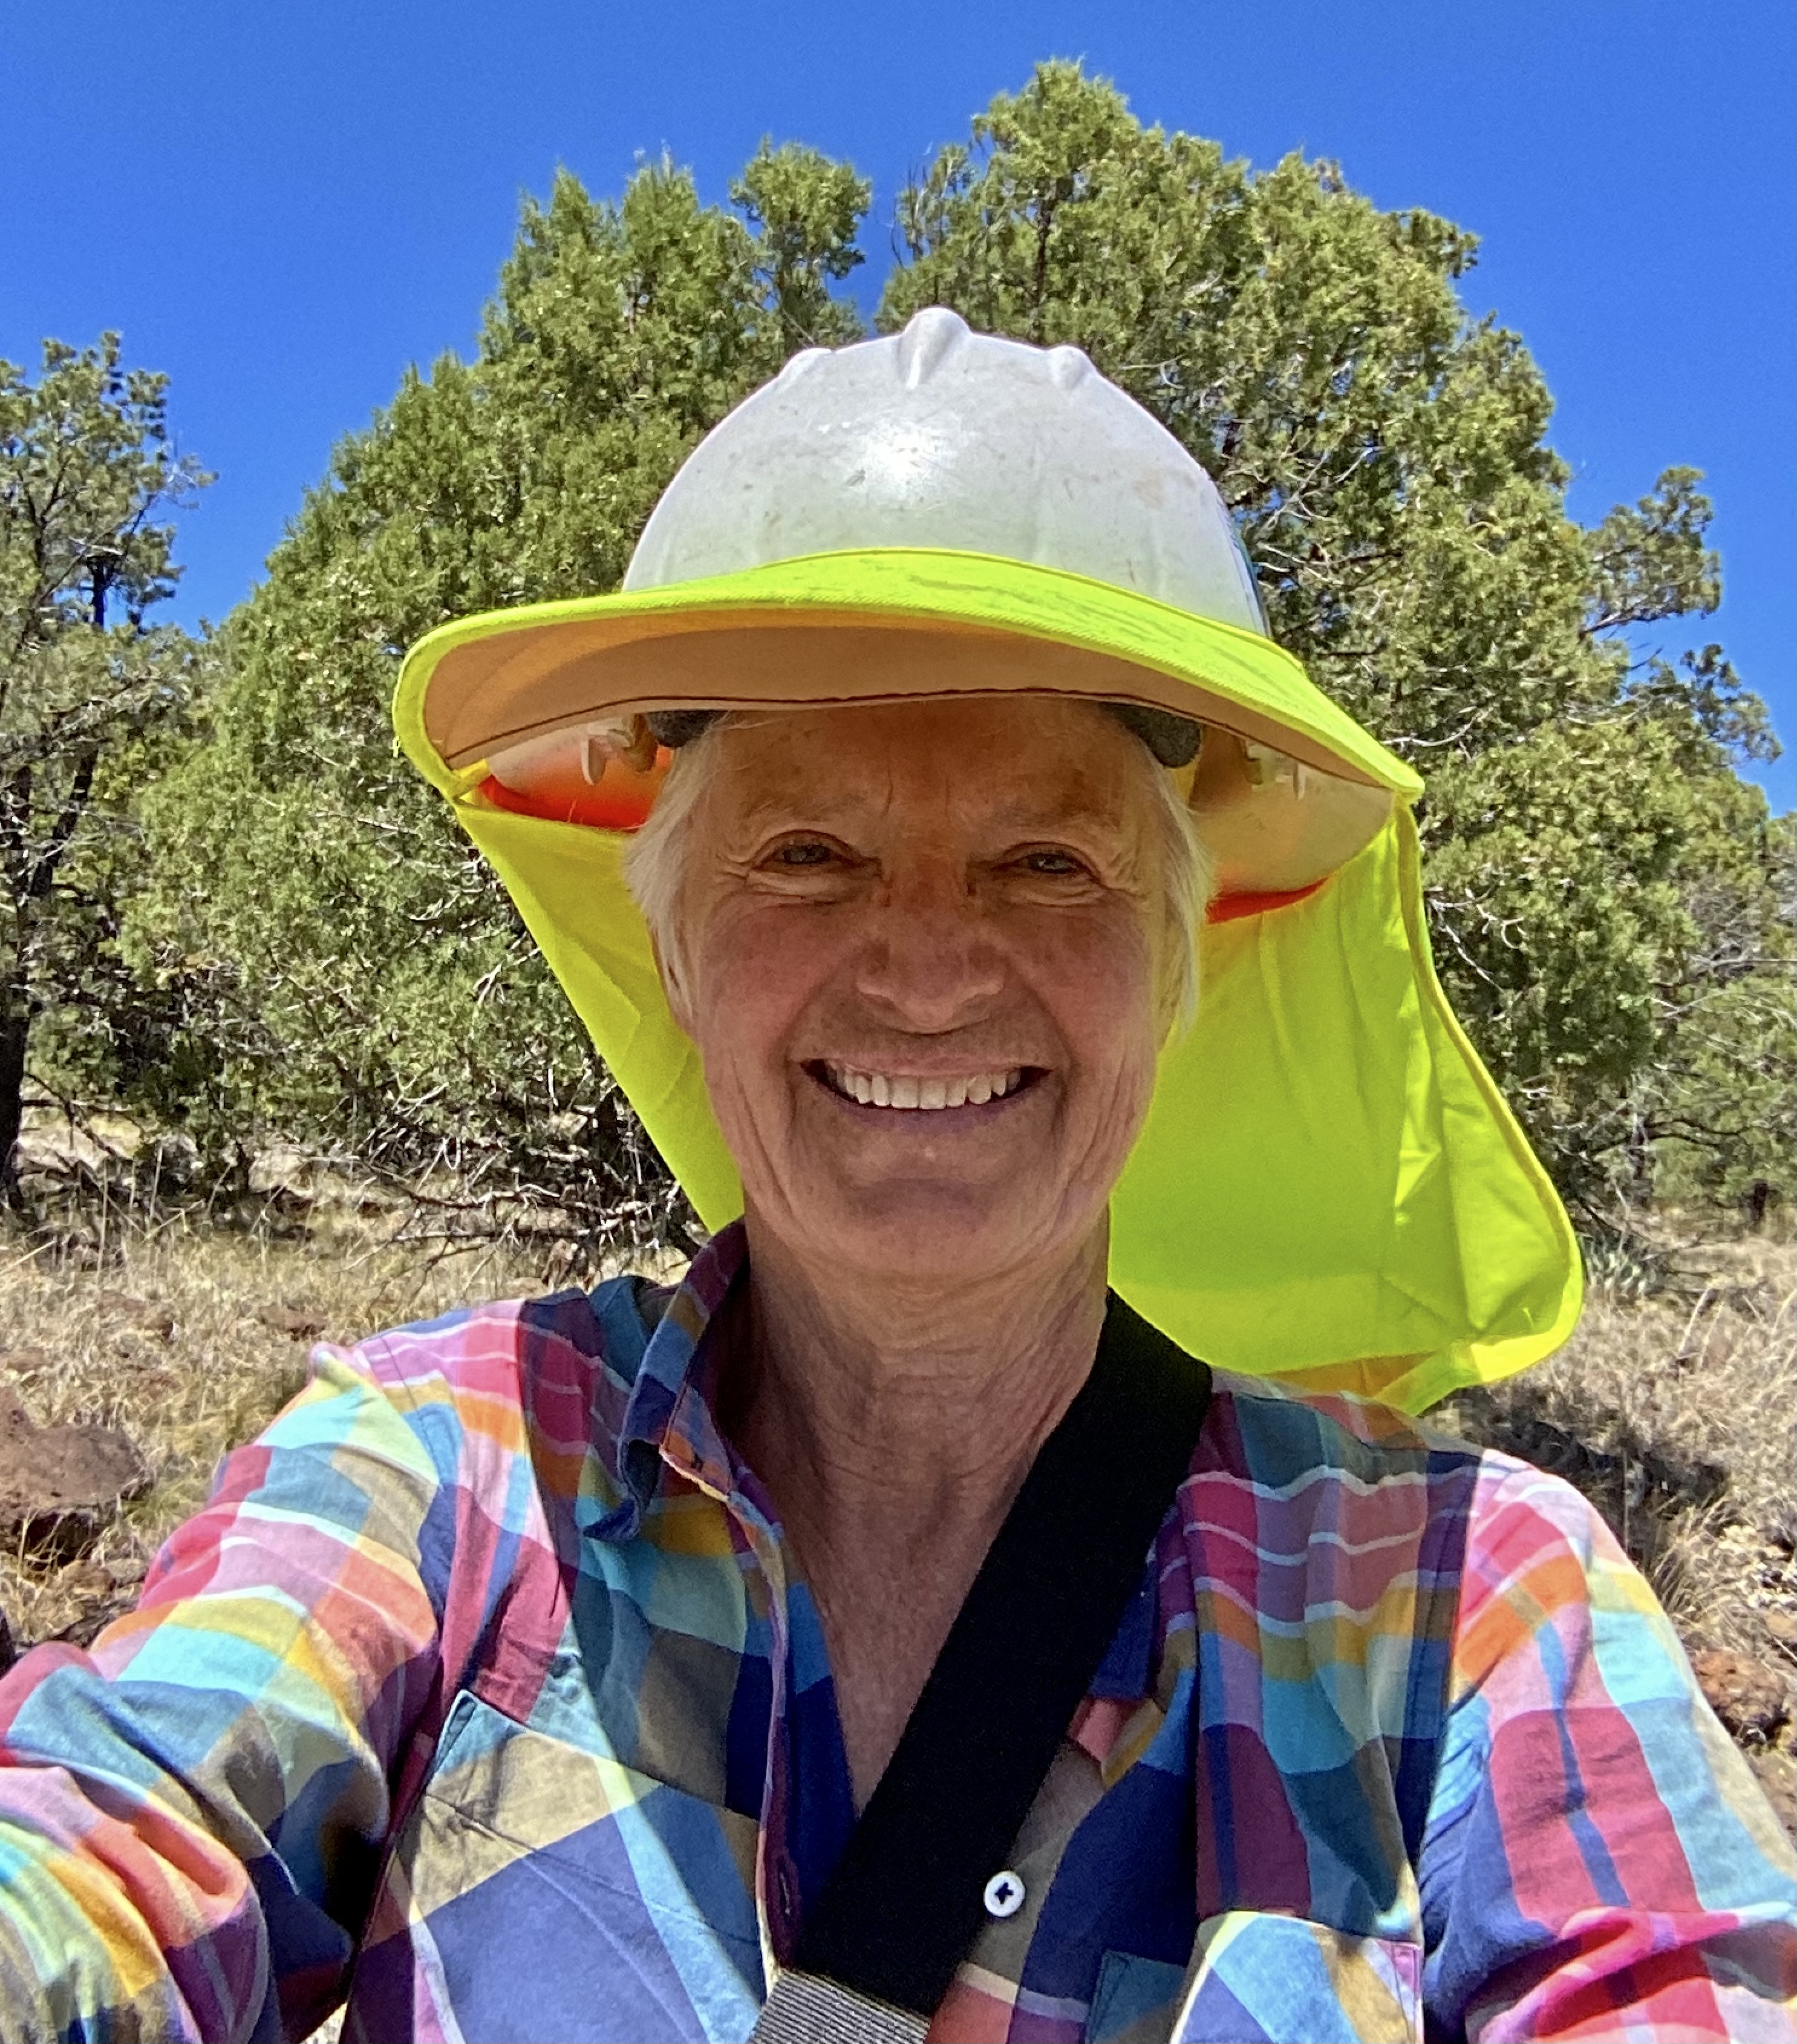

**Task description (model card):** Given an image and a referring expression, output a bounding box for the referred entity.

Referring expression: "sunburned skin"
[659,695,1172,1803]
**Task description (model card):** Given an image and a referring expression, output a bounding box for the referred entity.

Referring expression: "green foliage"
[127,151,869,1241]
[1586,468,1722,636]
[733,142,869,352]
[0,335,209,1193]
[1421,719,1792,1205]
[125,68,1789,1241]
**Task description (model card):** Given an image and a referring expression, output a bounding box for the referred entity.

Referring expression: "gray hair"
[625,714,1215,1037]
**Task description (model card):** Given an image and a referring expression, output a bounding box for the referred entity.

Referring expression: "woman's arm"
[0,1348,449,2043]
[1420,1454,1796,2041]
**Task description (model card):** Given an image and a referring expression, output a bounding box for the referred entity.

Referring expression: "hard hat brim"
[397,547,1421,800]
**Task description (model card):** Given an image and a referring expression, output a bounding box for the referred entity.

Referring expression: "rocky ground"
[1,1207,1792,1854]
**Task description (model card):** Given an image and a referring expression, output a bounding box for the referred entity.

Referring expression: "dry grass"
[1441,1228,1795,1653]
[0,1209,543,1649]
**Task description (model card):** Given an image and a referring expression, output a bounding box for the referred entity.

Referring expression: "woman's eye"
[768,840,839,868]
[1020,849,1088,877]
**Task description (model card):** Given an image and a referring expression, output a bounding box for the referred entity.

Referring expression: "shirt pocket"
[356,1686,765,2044]
[1170,1912,1423,2044]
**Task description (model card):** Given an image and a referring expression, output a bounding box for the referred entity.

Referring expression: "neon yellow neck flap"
[396,550,1582,1413]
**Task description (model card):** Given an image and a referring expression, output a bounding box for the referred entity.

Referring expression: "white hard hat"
[627,307,1268,639]
[456,309,1398,893]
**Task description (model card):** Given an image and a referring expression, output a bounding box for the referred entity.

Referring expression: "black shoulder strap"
[788,1291,1210,2020]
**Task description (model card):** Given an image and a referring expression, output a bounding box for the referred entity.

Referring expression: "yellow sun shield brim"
[402,547,1416,794]
[396,548,1580,1412]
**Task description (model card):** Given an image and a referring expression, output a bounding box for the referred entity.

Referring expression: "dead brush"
[4,1203,1792,1661]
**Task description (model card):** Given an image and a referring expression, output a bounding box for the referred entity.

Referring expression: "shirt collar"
[599,1219,754,1540]
[593,1218,1159,1708]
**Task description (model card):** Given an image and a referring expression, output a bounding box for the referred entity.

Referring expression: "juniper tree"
[0,336,207,1199]
[129,148,869,1242]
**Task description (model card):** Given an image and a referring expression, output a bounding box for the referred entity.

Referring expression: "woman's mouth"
[814,1062,1033,1111]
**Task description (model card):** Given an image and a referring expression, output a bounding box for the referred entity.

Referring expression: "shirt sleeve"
[1419,1452,1797,2041]
[0,1346,449,2044]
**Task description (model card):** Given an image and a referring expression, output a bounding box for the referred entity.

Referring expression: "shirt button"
[983,1870,1025,1918]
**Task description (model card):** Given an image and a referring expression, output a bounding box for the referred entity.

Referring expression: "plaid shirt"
[0,1223,1790,2042]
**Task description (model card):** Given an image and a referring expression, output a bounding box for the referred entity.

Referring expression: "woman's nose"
[850,868,1005,1029]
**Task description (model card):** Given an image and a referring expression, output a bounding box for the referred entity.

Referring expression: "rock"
[97,1294,177,1342]
[52,1554,140,1597]
[53,1558,116,1599]
[1692,1650,1794,1742]
[256,1304,327,1341]
[47,1595,139,1651]
[0,1383,149,1560]
[1764,1608,1797,1659]
[1746,1747,1797,1843]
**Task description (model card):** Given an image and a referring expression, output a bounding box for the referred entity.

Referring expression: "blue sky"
[3,0,1791,805]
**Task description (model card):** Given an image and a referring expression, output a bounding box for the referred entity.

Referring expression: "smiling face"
[655,696,1173,1291]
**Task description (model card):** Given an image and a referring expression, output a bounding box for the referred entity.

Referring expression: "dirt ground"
[0,1201,1791,1863]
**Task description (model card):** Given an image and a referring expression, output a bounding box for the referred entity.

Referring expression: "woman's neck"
[721,1215,1109,1803]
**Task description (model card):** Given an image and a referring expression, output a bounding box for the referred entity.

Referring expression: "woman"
[0,312,1789,2043]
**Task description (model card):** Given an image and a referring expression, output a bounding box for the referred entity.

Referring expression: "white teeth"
[824,1064,1026,1110]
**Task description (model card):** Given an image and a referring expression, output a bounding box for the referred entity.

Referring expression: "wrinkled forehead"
[704,695,1156,837]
